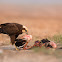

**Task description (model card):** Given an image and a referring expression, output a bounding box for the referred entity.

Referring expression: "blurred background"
[0,0,62,62]
[0,0,62,37]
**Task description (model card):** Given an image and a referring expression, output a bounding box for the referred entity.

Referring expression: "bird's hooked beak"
[22,26,28,34]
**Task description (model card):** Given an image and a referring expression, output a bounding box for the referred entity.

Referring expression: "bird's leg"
[10,35,19,51]
[10,35,16,45]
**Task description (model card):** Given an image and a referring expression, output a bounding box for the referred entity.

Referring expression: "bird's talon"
[16,48,19,51]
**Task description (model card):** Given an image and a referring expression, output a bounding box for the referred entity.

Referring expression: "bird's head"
[22,25,28,34]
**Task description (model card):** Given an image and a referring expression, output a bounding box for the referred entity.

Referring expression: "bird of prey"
[0,23,28,50]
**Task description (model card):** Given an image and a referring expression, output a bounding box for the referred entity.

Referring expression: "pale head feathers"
[23,25,28,31]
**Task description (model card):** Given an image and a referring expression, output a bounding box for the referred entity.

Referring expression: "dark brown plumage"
[0,23,28,45]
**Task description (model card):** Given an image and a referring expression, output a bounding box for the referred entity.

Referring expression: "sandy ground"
[0,45,59,62]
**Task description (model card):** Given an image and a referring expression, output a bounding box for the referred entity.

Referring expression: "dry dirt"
[0,45,59,62]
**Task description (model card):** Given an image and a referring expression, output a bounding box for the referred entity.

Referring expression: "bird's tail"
[0,23,7,27]
[0,24,3,33]
[0,28,2,33]
[0,24,4,28]
[0,24,1,27]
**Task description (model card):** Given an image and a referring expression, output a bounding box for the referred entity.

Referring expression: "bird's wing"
[1,23,19,35]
